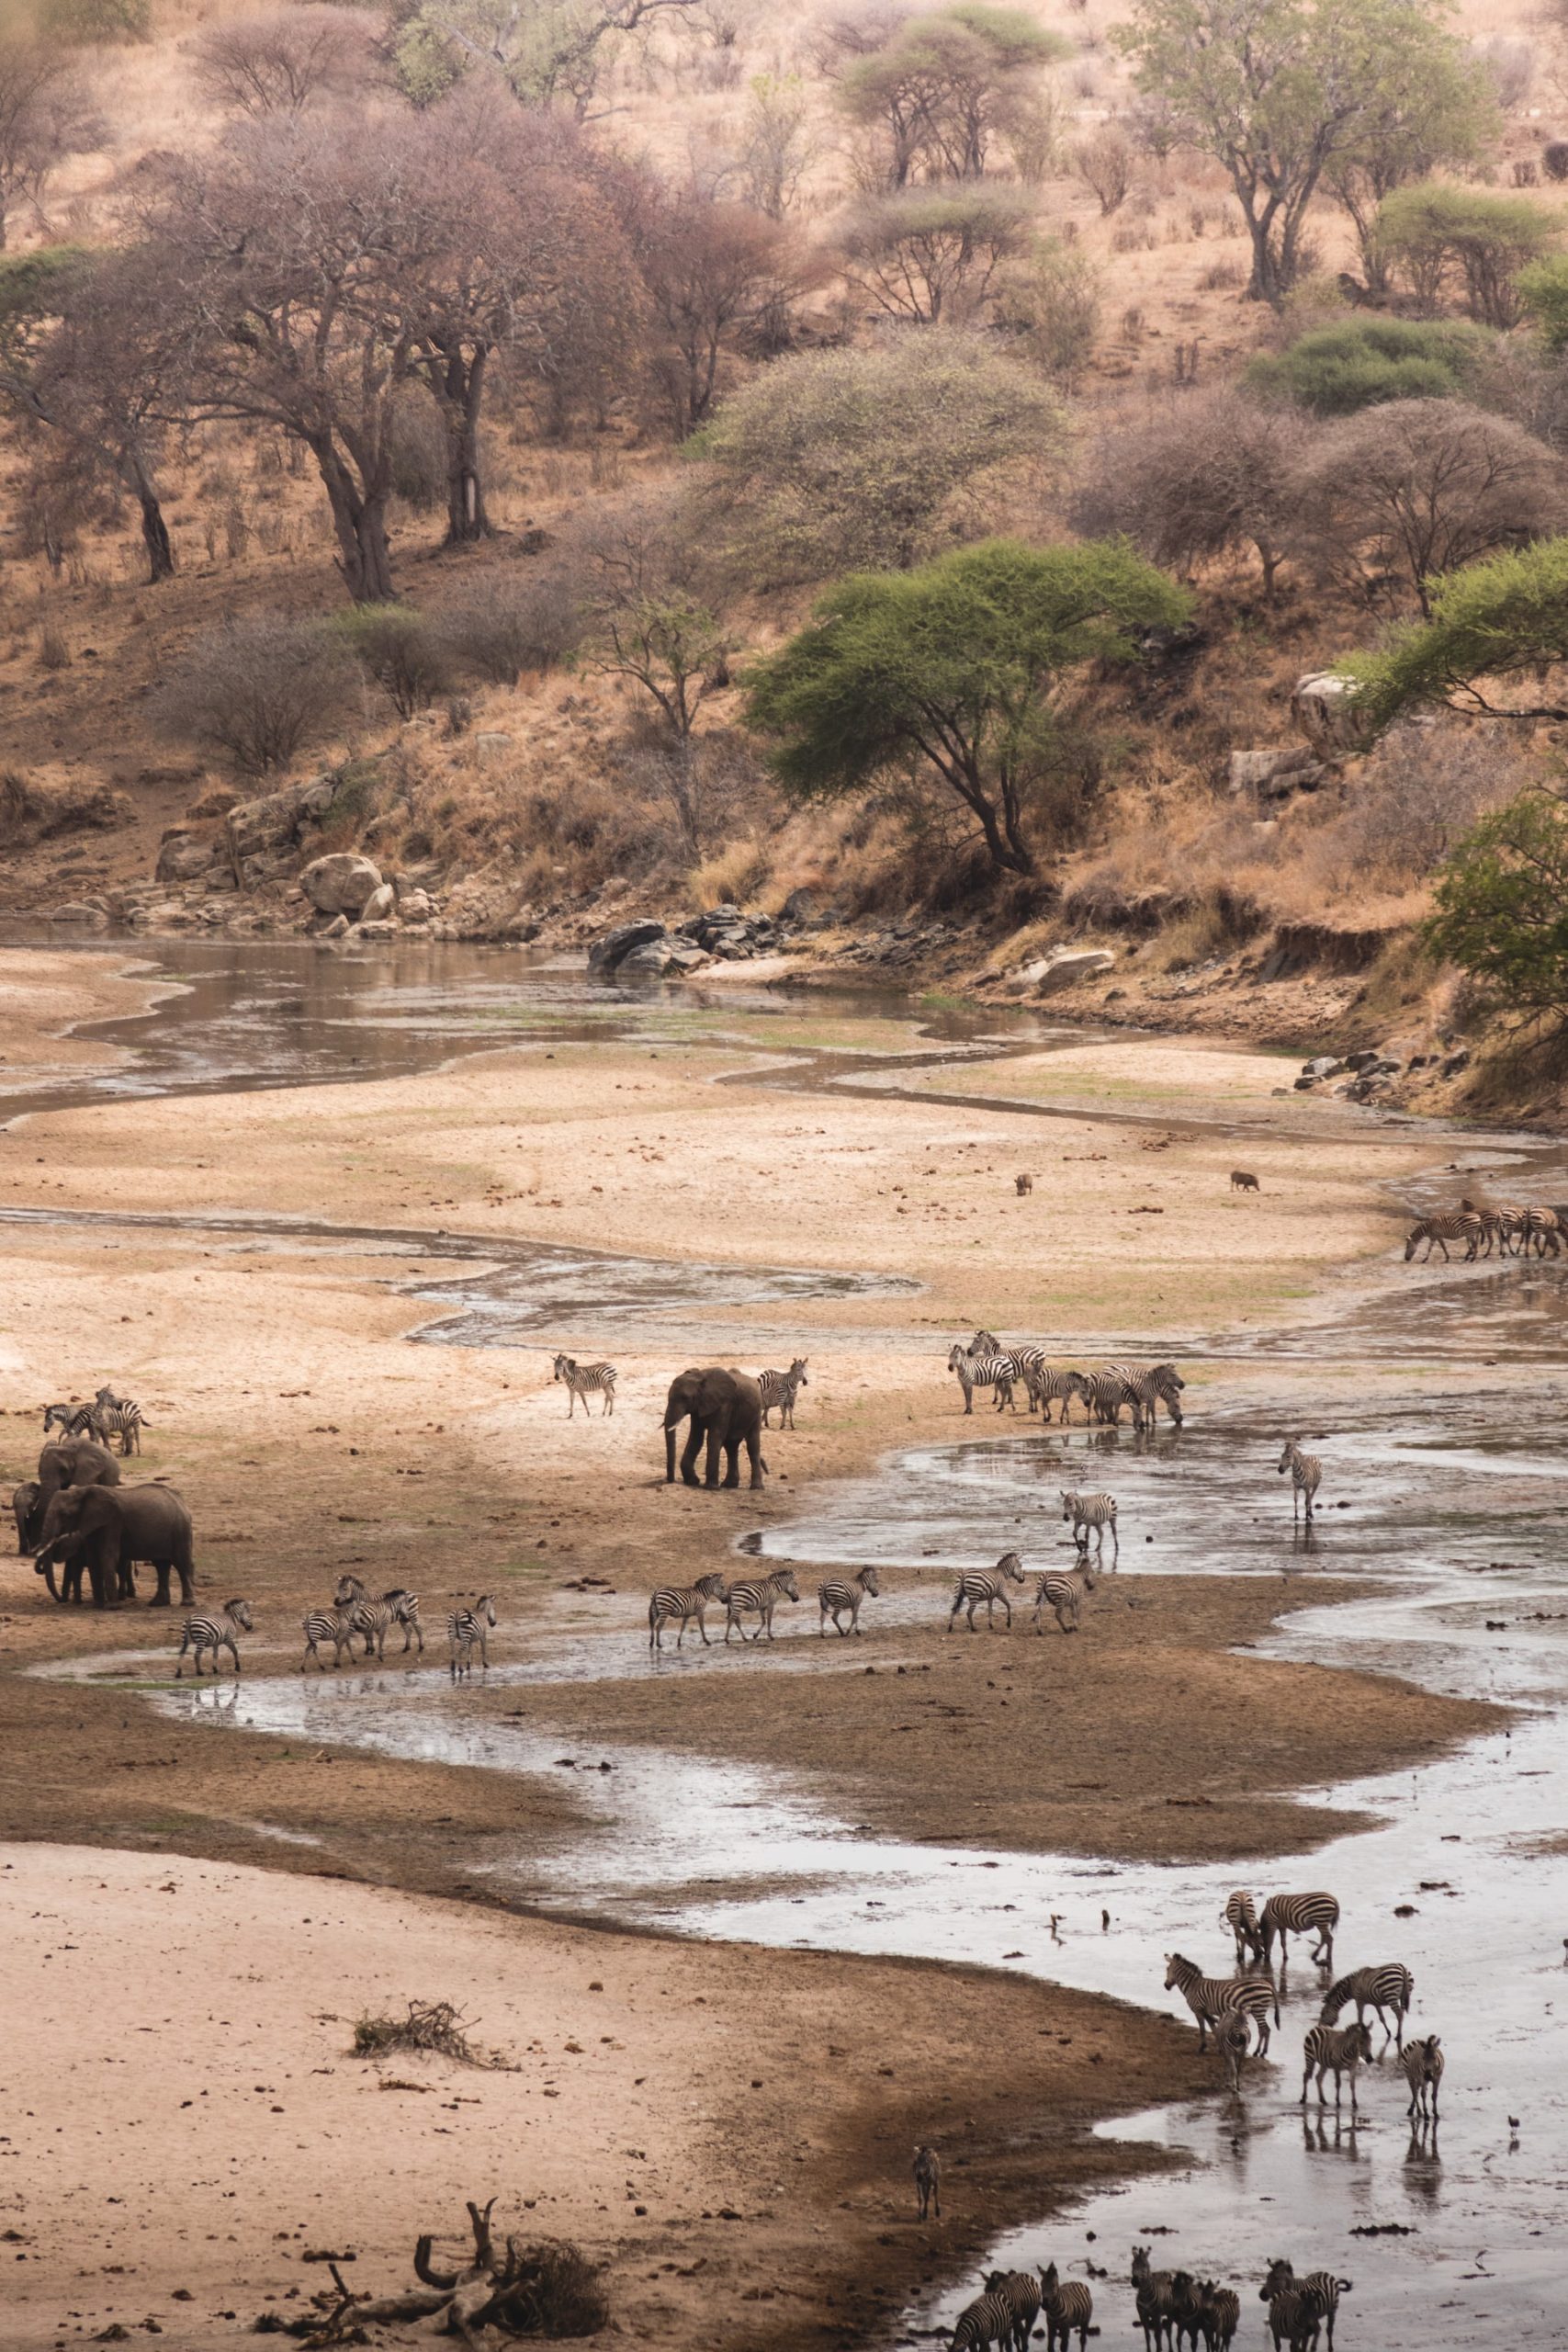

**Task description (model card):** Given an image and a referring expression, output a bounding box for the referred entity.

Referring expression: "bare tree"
[152,615,355,775]
[188,6,378,117]
[0,37,102,251]
[1074,386,1306,603]
[627,182,796,435]
[738,71,818,218]
[1074,123,1134,214]
[393,0,702,114]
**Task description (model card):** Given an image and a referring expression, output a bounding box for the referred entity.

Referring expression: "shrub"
[1518,253,1568,354]
[35,0,149,40]
[1424,788,1568,1016]
[1074,125,1134,214]
[992,239,1101,387]
[1377,182,1557,326]
[333,604,453,718]
[152,615,355,775]
[438,569,581,685]
[1247,317,1492,414]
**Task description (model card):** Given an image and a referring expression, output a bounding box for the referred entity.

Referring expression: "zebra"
[552,1354,615,1417]
[950,2283,1015,2352]
[300,1608,355,1672]
[1404,1210,1483,1262]
[1523,1204,1562,1257]
[724,1566,799,1644]
[175,1597,252,1678]
[648,1571,728,1650]
[1163,1951,1278,2054]
[334,1575,424,1656]
[1032,1561,1095,1634]
[42,1402,108,1442]
[1259,1889,1339,1970]
[818,1565,880,1635]
[1037,2263,1092,2352]
[1300,2018,1372,2109]
[1401,2031,1443,2119]
[912,2143,941,2220]
[967,1329,1002,1356]
[1221,1889,1264,1967]
[1263,2286,1318,2352]
[984,2269,1042,2352]
[1081,1367,1138,1426]
[1320,1961,1413,2049]
[1199,2283,1240,2352]
[946,1550,1027,1634]
[1131,2246,1177,2352]
[345,1595,399,1660]
[1217,2008,1252,2096]
[448,1594,497,1678]
[1276,1440,1321,1521]
[1014,1360,1091,1422]
[948,1343,1017,1414]
[1259,2262,1352,2352]
[1061,1489,1118,1561]
[758,1359,808,1429]
[1106,1361,1186,1428]
[96,1399,147,1454]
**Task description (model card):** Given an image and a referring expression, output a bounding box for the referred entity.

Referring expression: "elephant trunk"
[664,1421,679,1484]
[34,1549,62,1601]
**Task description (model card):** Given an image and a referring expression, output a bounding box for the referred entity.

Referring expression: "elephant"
[34,1482,195,1610]
[13,1438,121,1553]
[662,1366,767,1491]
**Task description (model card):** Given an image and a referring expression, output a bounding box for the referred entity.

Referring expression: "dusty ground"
[0,945,1492,2348]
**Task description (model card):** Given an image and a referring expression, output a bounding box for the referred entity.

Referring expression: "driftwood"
[267,2199,610,2346]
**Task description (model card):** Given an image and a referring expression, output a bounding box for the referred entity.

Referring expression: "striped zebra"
[947,1344,1017,1414]
[967,1329,1002,1356]
[300,1608,355,1672]
[1320,1962,1413,2049]
[1300,2018,1372,2109]
[1523,1204,1562,1257]
[1263,2287,1318,2352]
[818,1566,880,1635]
[1081,1368,1137,1427]
[648,1571,728,1650]
[758,1359,808,1429]
[448,1594,497,1678]
[334,1575,423,1656]
[724,1566,799,1644]
[1401,2031,1443,2119]
[1163,1951,1278,2054]
[1221,1889,1264,1967]
[1106,1361,1186,1428]
[1002,1346,1085,1420]
[1131,2246,1177,2352]
[1276,1440,1321,1522]
[1032,1561,1095,1634]
[1217,2008,1252,2095]
[42,1402,108,1442]
[1060,1489,1118,1562]
[552,1354,615,1417]
[984,2269,1041,2352]
[96,1399,148,1454]
[1460,1198,1519,1258]
[175,1597,252,1678]
[1260,2263,1352,2352]
[946,1550,1026,1634]
[1260,1889,1339,1969]
[1038,2264,1092,2352]
[950,2282,1015,2352]
[1200,2283,1240,2352]
[1404,1210,1483,1262]
[912,2143,941,2220]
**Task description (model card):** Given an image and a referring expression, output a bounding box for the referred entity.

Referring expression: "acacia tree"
[1347,538,1568,727]
[840,183,1036,323]
[834,4,1066,187]
[744,537,1190,879]
[393,0,701,113]
[188,6,378,117]
[1377,183,1555,327]
[1115,0,1484,306]
[0,36,101,251]
[1321,28,1495,291]
[1074,386,1304,603]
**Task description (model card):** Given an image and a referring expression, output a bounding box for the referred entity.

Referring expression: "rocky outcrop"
[1228,747,1326,800]
[587,920,669,975]
[155,829,219,883]
[1291,672,1375,756]
[1007,947,1115,996]
[300,853,382,918]
[223,775,336,869]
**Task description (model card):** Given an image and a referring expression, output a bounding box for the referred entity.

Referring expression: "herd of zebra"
[41,1386,149,1454]
[554,1352,809,1428]
[1404,1197,1567,1262]
[174,1576,499,1680]
[947,1331,1185,1430]
[941,2245,1367,2352]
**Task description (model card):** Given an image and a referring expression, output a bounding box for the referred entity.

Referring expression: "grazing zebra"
[175,1597,252,1678]
[758,1358,808,1429]
[334,1575,424,1655]
[1276,1440,1321,1522]
[818,1565,880,1635]
[1131,2246,1177,2352]
[1300,2018,1372,2109]
[950,2283,1015,2352]
[984,2269,1042,2352]
[448,1594,497,1678]
[1230,1170,1260,1193]
[1404,1210,1483,1262]
[300,1608,355,1672]
[946,1550,1027,1634]
[96,1398,148,1455]
[1260,2263,1352,2352]
[724,1566,799,1644]
[1222,1889,1264,1967]
[42,1402,108,1442]
[1106,1361,1186,1428]
[1260,1889,1339,1969]
[912,2143,941,2220]
[1320,1962,1413,2049]
[648,1571,728,1650]
[552,1354,615,1417]
[1200,2283,1240,2352]
[1163,1951,1278,2054]
[1401,2031,1443,2119]
[1032,1561,1095,1634]
[1037,2263,1092,2352]
[1523,1204,1562,1257]
[947,1343,1017,1414]
[1060,1488,1119,1561]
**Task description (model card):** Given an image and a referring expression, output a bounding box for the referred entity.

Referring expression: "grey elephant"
[34,1482,195,1609]
[12,1436,121,1553]
[662,1366,767,1491]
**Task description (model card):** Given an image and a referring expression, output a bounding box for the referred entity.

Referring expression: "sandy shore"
[0,944,164,1083]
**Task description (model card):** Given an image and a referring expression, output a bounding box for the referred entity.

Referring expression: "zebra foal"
[1401,2031,1443,2119]
[758,1358,807,1428]
[1320,1961,1413,2049]
[552,1354,615,1417]
[648,1571,728,1650]
[1260,1889,1338,1969]
[1300,2018,1372,2109]
[1061,1488,1118,1561]
[1038,2264,1092,2352]
[1032,1562,1095,1634]
[1164,1951,1278,2053]
[1276,1440,1321,1522]
[946,1550,1026,1634]
[175,1597,252,1678]
[448,1594,497,1678]
[818,1565,879,1635]
[301,1608,355,1672]
[724,1566,799,1644]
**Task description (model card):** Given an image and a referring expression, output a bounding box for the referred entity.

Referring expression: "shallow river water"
[13,934,1568,2346]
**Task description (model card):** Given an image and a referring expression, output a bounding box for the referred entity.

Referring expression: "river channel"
[11,932,1568,2347]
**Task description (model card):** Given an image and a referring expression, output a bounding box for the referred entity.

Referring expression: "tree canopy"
[1377,182,1557,326]
[1346,537,1568,728]
[743,537,1190,877]
[1245,316,1491,414]
[1423,789,1568,1019]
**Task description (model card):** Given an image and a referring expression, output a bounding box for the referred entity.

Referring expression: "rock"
[185,786,239,820]
[355,919,397,940]
[317,913,350,939]
[472,731,513,763]
[155,830,217,883]
[396,886,432,920]
[780,888,816,925]
[1033,948,1115,994]
[1292,672,1376,755]
[1301,1055,1340,1080]
[1229,747,1327,799]
[1293,1074,1321,1091]
[359,881,395,922]
[618,939,684,978]
[46,899,109,927]
[1344,1049,1382,1073]
[1440,1048,1471,1078]
[225,782,308,862]
[300,852,382,918]
[587,920,668,974]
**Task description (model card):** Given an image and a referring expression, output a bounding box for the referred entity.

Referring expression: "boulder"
[1034,947,1115,994]
[1292,672,1376,756]
[317,912,350,939]
[1301,1055,1340,1080]
[396,886,433,920]
[587,919,668,974]
[1229,747,1326,799]
[155,830,217,883]
[780,887,816,926]
[225,781,309,863]
[355,918,398,940]
[46,900,109,927]
[618,939,684,978]
[300,852,382,918]
[1440,1048,1471,1079]
[472,731,513,763]
[359,881,396,922]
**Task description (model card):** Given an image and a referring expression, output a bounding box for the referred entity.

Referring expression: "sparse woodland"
[8,0,1568,1085]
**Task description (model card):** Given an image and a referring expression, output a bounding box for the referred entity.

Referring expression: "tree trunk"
[317,444,396,602]
[137,485,175,584]
[439,345,493,548]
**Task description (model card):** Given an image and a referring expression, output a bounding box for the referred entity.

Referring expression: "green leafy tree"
[1246,316,1491,413]
[1346,538,1568,728]
[1377,183,1556,326]
[1114,0,1489,307]
[1321,28,1495,291]
[1423,789,1568,1018]
[743,538,1190,878]
[394,0,700,114]
[836,4,1066,187]
[1518,254,1568,355]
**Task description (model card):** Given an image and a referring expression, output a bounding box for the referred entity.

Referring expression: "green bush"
[1377,182,1557,327]
[1246,317,1490,414]
[1346,538,1568,731]
[1518,254,1568,355]
[332,605,453,720]
[1424,789,1568,1017]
